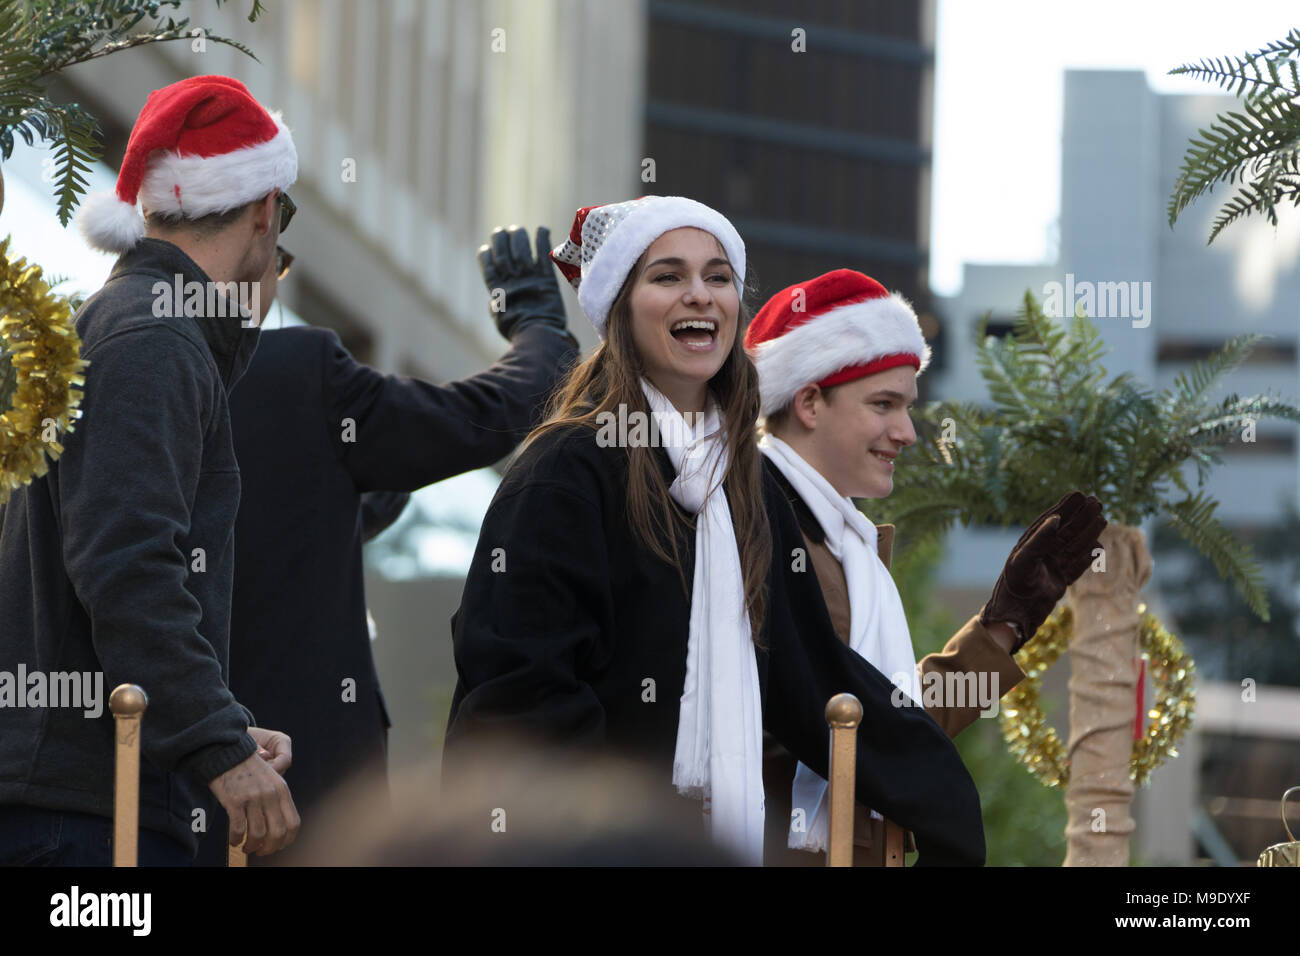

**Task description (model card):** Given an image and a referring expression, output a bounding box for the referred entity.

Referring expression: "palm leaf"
[1167,333,1265,409]
[1168,30,1300,241]
[45,103,98,226]
[885,294,1299,621]
[1169,29,1300,98]
[1167,493,1269,619]
[0,0,265,223]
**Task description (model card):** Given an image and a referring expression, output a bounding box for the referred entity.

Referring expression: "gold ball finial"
[825,692,862,728]
[109,683,148,717]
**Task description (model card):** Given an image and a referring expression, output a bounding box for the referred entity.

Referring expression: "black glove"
[979,491,1107,653]
[477,225,571,343]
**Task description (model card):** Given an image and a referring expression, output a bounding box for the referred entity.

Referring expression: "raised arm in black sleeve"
[323,322,576,493]
[324,224,578,493]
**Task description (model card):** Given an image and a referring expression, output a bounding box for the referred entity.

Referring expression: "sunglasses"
[277,191,296,233]
[276,245,294,280]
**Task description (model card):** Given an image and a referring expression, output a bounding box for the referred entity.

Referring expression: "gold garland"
[999,603,1196,789]
[0,237,86,504]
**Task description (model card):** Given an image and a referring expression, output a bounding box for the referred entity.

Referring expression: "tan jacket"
[804,524,1024,864]
[761,467,1024,865]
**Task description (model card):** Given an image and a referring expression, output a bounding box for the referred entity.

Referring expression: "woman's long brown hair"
[522,247,772,641]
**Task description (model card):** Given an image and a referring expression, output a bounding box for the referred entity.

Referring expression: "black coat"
[444,424,986,865]
[0,239,260,854]
[193,323,575,864]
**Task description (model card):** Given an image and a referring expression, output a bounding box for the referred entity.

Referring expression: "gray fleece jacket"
[0,238,262,854]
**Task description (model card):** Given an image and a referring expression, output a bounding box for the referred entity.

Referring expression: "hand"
[208,744,301,856]
[248,726,292,775]
[979,491,1107,652]
[478,225,570,342]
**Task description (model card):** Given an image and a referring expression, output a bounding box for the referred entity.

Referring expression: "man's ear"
[250,191,277,237]
[791,383,823,431]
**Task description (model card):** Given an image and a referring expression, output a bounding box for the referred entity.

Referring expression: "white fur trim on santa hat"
[78,113,297,255]
[752,293,931,416]
[138,112,297,220]
[78,191,147,255]
[578,196,745,333]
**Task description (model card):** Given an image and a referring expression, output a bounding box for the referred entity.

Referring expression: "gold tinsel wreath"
[0,237,86,504]
[998,603,1196,789]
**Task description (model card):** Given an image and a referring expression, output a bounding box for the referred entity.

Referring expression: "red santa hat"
[550,196,745,337]
[78,74,297,254]
[744,269,931,417]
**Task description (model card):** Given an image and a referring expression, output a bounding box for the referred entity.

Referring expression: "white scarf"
[640,379,766,866]
[758,434,920,853]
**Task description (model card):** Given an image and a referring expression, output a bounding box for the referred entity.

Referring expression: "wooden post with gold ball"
[109,683,147,867]
[825,692,863,867]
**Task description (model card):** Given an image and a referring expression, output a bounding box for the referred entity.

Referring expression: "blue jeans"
[0,805,192,866]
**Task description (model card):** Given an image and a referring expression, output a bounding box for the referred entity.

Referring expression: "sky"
[931,0,1300,295]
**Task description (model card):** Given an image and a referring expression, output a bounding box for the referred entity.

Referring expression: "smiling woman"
[442,196,987,867]
[630,229,739,414]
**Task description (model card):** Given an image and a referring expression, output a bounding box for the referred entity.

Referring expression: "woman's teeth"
[670,319,717,350]
[670,319,717,333]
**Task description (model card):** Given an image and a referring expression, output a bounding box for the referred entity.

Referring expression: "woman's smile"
[668,317,720,351]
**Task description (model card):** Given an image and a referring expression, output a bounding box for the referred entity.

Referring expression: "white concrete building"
[62,0,645,371]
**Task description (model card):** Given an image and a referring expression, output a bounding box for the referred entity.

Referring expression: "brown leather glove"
[979,491,1107,653]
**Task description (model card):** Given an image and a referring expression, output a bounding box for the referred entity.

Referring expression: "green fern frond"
[1167,493,1270,619]
[46,103,98,226]
[1169,29,1300,98]
[1168,97,1300,231]
[1066,309,1108,373]
[1186,392,1300,443]
[82,28,261,69]
[886,295,1298,621]
[975,335,1038,422]
[1168,30,1300,240]
[1208,172,1300,242]
[215,0,267,22]
[0,0,264,224]
[1167,333,1264,409]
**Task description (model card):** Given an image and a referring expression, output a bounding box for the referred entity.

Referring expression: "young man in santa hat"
[745,269,1106,865]
[0,75,301,864]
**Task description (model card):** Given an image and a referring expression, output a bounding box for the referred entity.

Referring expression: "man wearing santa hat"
[0,75,301,864]
[745,269,1106,865]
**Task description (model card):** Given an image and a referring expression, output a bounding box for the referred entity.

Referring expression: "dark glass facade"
[643,0,934,315]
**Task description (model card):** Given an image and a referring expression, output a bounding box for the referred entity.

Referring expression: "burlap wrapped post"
[1063,523,1152,866]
